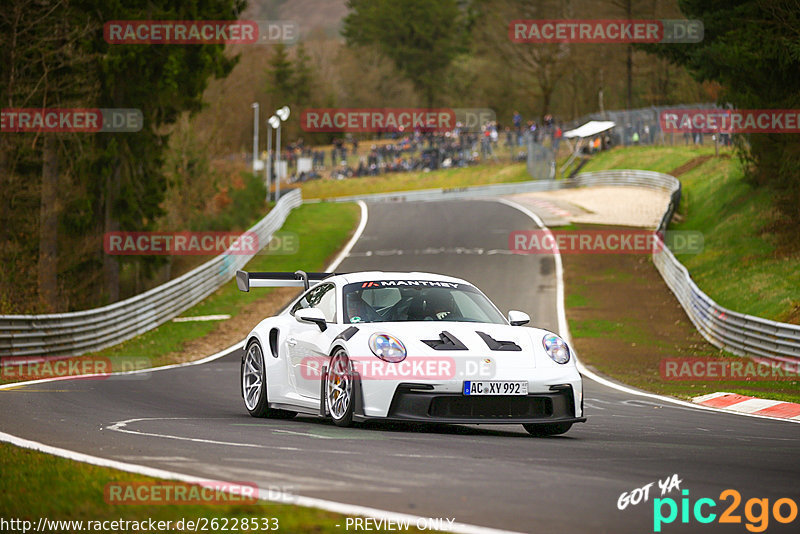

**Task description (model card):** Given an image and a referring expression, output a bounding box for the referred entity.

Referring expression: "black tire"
[241,341,296,419]
[326,349,355,427]
[522,422,573,436]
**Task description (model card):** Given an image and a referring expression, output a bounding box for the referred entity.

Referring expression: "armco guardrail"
[576,170,800,365]
[0,189,303,359]
[654,243,800,364]
[306,169,680,207]
[305,180,564,204]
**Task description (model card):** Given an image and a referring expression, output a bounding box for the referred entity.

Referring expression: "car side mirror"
[295,308,327,331]
[508,310,530,326]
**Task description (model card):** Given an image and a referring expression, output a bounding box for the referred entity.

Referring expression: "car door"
[286,283,339,399]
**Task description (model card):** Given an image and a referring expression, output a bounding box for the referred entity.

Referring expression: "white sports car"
[236,270,585,436]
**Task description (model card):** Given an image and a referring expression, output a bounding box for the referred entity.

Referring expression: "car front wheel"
[326,349,355,427]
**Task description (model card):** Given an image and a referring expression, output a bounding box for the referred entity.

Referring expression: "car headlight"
[542,333,570,364]
[368,333,407,363]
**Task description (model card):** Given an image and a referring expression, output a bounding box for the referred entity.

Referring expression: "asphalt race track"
[2,200,799,533]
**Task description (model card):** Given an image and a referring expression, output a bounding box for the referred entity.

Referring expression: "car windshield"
[342,281,506,324]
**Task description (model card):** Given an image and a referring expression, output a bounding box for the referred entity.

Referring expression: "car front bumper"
[354,382,586,425]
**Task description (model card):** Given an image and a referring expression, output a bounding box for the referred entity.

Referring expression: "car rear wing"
[235,270,335,292]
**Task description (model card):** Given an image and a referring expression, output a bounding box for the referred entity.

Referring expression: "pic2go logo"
[653,489,798,532]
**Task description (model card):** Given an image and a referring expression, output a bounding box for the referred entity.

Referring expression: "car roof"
[333,271,471,286]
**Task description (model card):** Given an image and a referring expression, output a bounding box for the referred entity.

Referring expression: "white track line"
[328,200,368,272]
[493,197,800,425]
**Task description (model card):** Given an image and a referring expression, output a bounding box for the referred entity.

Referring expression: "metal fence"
[563,103,718,146]
[527,137,556,180]
[0,189,303,359]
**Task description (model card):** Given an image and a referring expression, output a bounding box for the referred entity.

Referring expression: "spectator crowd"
[279,111,569,184]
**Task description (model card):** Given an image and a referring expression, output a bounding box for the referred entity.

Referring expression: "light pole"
[251,103,259,174]
[268,115,279,202]
[272,106,290,201]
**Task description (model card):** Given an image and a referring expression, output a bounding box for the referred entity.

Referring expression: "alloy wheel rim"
[326,351,352,419]
[243,344,263,410]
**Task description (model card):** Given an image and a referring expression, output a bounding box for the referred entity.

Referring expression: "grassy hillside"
[579,145,717,174]
[670,158,800,323]
[579,145,799,323]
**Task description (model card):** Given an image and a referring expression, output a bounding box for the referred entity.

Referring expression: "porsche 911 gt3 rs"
[236,270,585,436]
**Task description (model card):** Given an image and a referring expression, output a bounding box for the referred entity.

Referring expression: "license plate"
[463,381,528,396]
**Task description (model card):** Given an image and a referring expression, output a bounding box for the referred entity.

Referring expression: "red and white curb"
[693,392,800,420]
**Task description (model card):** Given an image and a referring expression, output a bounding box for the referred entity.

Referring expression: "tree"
[342,0,469,106]
[266,43,296,104]
[644,0,800,231]
[0,0,245,311]
[474,0,572,121]
[84,0,244,303]
[0,0,99,310]
[293,43,314,105]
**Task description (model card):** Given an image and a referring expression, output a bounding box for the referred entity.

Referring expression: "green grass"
[0,442,422,533]
[299,162,529,199]
[0,202,360,384]
[564,291,589,308]
[98,202,359,360]
[669,158,800,323]
[571,318,631,339]
[579,144,719,174]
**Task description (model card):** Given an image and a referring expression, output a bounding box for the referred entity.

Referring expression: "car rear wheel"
[326,349,355,427]
[242,341,296,419]
[522,422,572,436]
